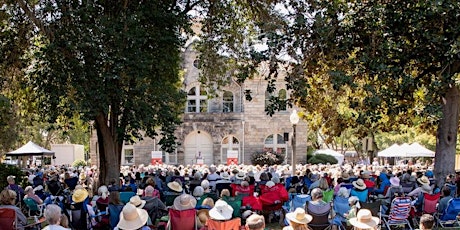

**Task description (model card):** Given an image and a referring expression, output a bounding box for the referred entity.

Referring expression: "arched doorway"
[184,131,213,165]
[220,135,240,163]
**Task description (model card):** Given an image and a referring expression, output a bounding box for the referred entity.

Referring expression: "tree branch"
[16,0,51,39]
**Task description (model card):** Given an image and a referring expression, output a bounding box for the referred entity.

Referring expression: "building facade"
[90,42,308,166]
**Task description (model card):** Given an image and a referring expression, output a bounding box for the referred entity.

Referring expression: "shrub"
[307,153,338,165]
[251,151,284,166]
[0,164,24,190]
[73,159,87,168]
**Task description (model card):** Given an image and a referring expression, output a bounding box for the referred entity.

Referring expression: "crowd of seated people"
[1,159,459,229]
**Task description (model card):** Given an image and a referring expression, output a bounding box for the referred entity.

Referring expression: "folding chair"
[23,197,45,217]
[206,217,241,230]
[108,204,124,229]
[361,200,381,218]
[168,209,197,230]
[70,201,90,229]
[0,207,44,230]
[436,197,460,229]
[332,196,350,230]
[382,197,413,230]
[215,183,232,197]
[119,191,135,204]
[306,201,332,230]
[322,189,334,203]
[222,196,242,218]
[412,192,440,228]
[164,193,181,206]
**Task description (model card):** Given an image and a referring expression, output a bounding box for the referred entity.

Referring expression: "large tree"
[198,1,460,184]
[4,0,187,184]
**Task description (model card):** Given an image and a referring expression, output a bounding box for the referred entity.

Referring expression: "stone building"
[90,41,308,166]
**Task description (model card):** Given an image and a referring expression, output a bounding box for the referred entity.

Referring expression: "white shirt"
[43,225,70,230]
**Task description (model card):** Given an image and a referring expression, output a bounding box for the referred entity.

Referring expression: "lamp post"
[290,110,300,176]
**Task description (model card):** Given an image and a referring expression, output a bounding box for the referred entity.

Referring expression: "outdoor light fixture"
[290,110,299,176]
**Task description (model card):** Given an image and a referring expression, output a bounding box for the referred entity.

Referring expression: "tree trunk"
[434,86,459,187]
[95,113,121,186]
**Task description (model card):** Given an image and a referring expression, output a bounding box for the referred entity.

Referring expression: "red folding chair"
[422,193,441,214]
[0,208,16,229]
[206,217,241,230]
[168,209,197,230]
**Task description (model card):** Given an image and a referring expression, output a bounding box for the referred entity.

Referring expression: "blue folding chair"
[436,198,460,228]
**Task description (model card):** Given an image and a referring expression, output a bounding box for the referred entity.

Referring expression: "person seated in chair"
[6,175,24,203]
[283,208,313,230]
[349,209,379,230]
[43,204,70,230]
[383,177,404,205]
[309,188,327,206]
[115,203,150,230]
[245,213,265,230]
[437,186,453,215]
[24,186,43,205]
[350,179,368,202]
[418,214,434,230]
[0,189,27,229]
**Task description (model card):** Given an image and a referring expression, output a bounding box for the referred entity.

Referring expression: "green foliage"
[308,154,338,165]
[0,164,24,190]
[72,159,87,168]
[250,151,284,166]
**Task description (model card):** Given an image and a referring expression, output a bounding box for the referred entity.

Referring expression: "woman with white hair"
[332,187,351,227]
[43,204,70,230]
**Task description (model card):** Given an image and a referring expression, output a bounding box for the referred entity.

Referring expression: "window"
[264,134,287,154]
[223,91,234,113]
[124,149,134,164]
[187,86,207,113]
[279,89,287,111]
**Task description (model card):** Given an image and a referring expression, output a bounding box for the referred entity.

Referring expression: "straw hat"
[220,172,230,180]
[286,208,313,224]
[209,200,234,220]
[349,209,380,229]
[129,195,146,209]
[72,188,89,203]
[341,172,350,180]
[236,171,246,180]
[417,176,430,185]
[352,179,367,190]
[390,177,400,187]
[197,209,210,226]
[117,203,148,230]
[167,181,183,193]
[173,194,197,211]
[79,173,86,181]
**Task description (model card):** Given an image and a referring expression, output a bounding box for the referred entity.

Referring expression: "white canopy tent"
[377,143,401,157]
[377,142,434,158]
[406,142,435,157]
[6,141,54,157]
[313,149,344,165]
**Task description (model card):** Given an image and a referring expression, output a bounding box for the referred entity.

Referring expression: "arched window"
[223,91,234,113]
[186,86,207,113]
[279,89,287,111]
[264,134,287,154]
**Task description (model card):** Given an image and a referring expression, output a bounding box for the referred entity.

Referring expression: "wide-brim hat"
[417,176,430,185]
[341,172,350,180]
[286,208,313,224]
[221,172,230,180]
[349,209,379,229]
[117,203,148,230]
[129,195,146,209]
[209,200,234,220]
[167,181,183,193]
[173,194,197,211]
[352,179,367,190]
[72,188,89,203]
[390,177,400,187]
[79,173,86,181]
[236,171,245,180]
